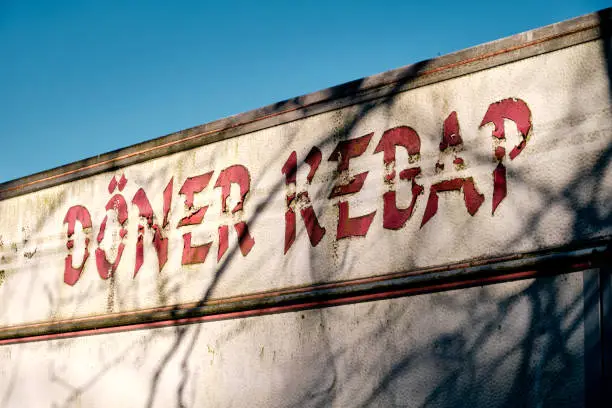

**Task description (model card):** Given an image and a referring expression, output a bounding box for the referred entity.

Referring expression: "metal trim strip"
[0,237,608,346]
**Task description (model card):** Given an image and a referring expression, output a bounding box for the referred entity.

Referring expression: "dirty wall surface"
[0,39,609,327]
[0,272,591,407]
[0,10,611,408]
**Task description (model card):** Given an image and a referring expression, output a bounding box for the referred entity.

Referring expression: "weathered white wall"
[0,40,610,327]
[0,272,590,407]
[0,15,610,407]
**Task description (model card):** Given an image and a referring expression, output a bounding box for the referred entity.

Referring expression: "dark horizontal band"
[0,10,608,200]
[0,237,609,346]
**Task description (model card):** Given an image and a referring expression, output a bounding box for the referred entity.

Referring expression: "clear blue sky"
[0,0,609,183]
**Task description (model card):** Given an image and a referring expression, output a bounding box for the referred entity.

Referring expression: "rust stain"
[207,344,216,365]
[23,248,37,259]
[106,275,116,313]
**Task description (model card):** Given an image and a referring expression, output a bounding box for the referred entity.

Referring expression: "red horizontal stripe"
[0,268,546,346]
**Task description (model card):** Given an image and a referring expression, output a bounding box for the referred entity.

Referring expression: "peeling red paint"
[495,146,506,161]
[135,235,144,274]
[385,171,396,182]
[96,195,128,244]
[107,177,117,194]
[382,192,410,230]
[374,126,420,163]
[64,239,90,286]
[284,196,325,254]
[178,173,214,265]
[63,205,93,286]
[64,205,92,237]
[215,165,250,214]
[95,244,125,280]
[436,111,467,170]
[179,173,213,209]
[336,201,375,239]
[286,193,296,207]
[462,178,485,215]
[162,178,173,227]
[299,194,326,247]
[181,233,211,265]
[492,163,507,214]
[181,229,212,265]
[234,222,255,256]
[328,172,369,198]
[132,189,155,225]
[509,140,527,160]
[282,151,298,254]
[284,209,296,254]
[330,135,376,239]
[480,98,532,143]
[480,98,532,213]
[218,225,229,262]
[118,174,127,191]
[421,178,484,227]
[177,208,208,227]
[95,193,129,279]
[281,151,297,185]
[59,96,537,286]
[132,180,172,277]
[421,188,440,228]
[382,174,424,230]
[283,150,325,253]
[218,222,255,261]
[374,126,423,230]
[421,111,485,227]
[440,111,463,150]
[399,167,421,180]
[304,147,322,184]
[328,133,373,171]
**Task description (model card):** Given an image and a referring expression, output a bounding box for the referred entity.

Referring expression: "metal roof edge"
[1,8,609,201]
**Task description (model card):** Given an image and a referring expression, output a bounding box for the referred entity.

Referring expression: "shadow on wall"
[143,12,612,404]
[0,10,611,408]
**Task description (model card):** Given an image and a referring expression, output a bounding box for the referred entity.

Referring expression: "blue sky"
[0,0,609,183]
